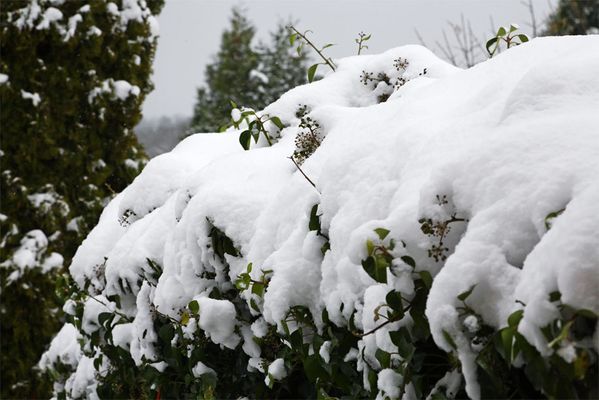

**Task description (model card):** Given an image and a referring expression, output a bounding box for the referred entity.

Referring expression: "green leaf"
[309,204,320,231]
[575,308,598,319]
[180,311,190,326]
[251,281,265,297]
[188,300,199,315]
[375,262,388,284]
[304,354,328,381]
[361,256,377,281]
[366,239,375,255]
[442,329,457,350]
[375,348,391,368]
[501,327,514,361]
[431,392,448,400]
[418,270,433,289]
[363,34,372,41]
[321,43,335,50]
[518,34,529,42]
[374,227,390,240]
[548,320,574,348]
[385,291,404,315]
[496,26,507,37]
[269,116,285,130]
[509,23,518,32]
[250,298,260,312]
[457,284,476,302]
[229,100,237,109]
[159,324,175,343]
[321,241,330,255]
[389,328,413,359]
[239,130,251,150]
[508,309,524,328]
[307,63,319,83]
[401,255,416,268]
[486,37,498,54]
[98,312,113,327]
[549,291,561,303]
[289,33,297,46]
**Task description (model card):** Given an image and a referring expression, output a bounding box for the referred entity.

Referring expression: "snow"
[265,358,287,386]
[463,315,479,333]
[377,368,402,399]
[1,229,60,281]
[46,36,599,398]
[38,323,82,370]
[36,7,63,30]
[113,80,140,100]
[319,340,332,363]
[64,14,82,41]
[106,2,119,16]
[21,90,41,106]
[195,297,239,349]
[0,74,8,85]
[192,361,217,378]
[88,26,102,36]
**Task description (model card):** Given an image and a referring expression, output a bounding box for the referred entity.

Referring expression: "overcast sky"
[142,0,555,119]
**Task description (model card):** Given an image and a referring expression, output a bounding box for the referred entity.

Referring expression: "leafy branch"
[288,25,336,82]
[355,31,371,55]
[486,23,529,57]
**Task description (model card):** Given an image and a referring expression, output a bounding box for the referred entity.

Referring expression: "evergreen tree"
[544,0,599,35]
[190,9,309,133]
[254,23,310,107]
[0,0,164,397]
[190,8,259,133]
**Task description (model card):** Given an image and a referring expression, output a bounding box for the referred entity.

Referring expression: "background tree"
[0,0,164,397]
[190,8,309,133]
[544,0,599,35]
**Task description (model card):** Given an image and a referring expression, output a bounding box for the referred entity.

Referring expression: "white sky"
[142,0,555,119]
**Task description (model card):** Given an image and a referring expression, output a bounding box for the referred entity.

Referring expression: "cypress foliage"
[190,8,309,133]
[544,0,599,35]
[0,0,163,397]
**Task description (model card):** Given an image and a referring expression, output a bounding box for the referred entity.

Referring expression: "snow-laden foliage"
[44,37,599,399]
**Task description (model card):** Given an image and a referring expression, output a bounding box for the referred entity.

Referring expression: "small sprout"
[355,31,371,55]
[287,25,336,81]
[486,23,529,57]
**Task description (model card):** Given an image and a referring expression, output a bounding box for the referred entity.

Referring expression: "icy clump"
[42,36,599,398]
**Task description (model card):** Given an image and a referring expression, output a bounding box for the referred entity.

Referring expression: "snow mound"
[43,36,599,399]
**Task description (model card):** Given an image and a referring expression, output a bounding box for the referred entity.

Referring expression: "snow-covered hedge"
[42,36,599,399]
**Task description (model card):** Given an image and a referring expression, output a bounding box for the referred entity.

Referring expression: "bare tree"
[415,14,485,68]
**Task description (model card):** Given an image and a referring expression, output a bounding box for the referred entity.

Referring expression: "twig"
[288,26,336,71]
[88,294,133,322]
[289,156,317,189]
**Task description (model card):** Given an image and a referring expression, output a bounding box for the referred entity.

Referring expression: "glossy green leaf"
[442,329,457,350]
[374,227,390,240]
[239,130,251,150]
[457,284,476,302]
[269,116,284,130]
[419,270,433,289]
[508,309,524,328]
[385,291,404,315]
[188,300,199,315]
[309,204,320,231]
[307,63,318,83]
